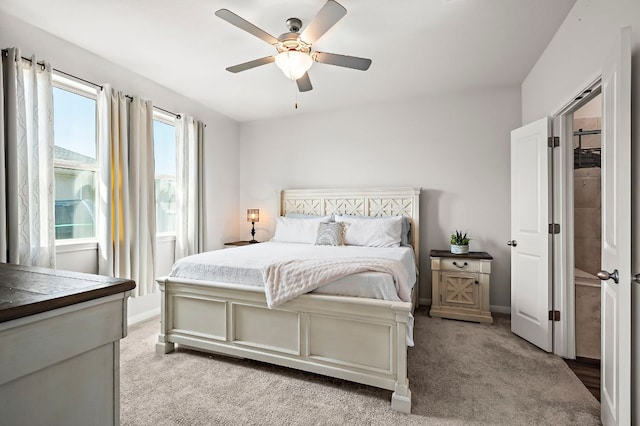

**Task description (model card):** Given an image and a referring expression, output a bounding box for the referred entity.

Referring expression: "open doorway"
[513,27,631,423]
[564,94,602,401]
[569,94,602,401]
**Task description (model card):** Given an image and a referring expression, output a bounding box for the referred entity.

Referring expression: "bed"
[156,187,420,413]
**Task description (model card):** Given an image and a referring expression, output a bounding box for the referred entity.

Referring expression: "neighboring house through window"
[52,75,98,242]
[153,112,176,236]
[53,77,176,242]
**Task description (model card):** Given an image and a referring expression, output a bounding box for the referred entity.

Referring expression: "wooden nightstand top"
[224,240,260,247]
[430,250,493,260]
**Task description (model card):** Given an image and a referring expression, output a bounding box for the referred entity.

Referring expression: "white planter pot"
[450,244,469,254]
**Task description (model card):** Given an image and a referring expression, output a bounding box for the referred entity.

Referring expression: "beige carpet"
[120,309,600,425]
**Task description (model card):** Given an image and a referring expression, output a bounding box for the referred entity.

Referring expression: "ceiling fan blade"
[215,9,279,45]
[226,56,276,73]
[314,52,372,71]
[300,0,347,44]
[296,72,313,92]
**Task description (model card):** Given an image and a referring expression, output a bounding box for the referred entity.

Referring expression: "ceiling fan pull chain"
[294,82,299,109]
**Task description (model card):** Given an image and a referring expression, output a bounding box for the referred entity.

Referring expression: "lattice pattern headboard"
[280,187,421,266]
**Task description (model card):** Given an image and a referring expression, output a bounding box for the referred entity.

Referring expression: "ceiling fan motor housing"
[285,17,302,32]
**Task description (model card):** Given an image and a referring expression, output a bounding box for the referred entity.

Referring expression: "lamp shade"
[247,209,259,223]
[275,50,313,80]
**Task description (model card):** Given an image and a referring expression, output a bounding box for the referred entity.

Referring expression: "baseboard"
[420,298,509,314]
[125,300,507,324]
[490,305,511,314]
[127,291,160,325]
[128,307,160,326]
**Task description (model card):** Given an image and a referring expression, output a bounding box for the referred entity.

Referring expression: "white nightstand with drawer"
[429,250,493,323]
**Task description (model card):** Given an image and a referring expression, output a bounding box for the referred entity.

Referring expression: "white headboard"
[280,187,421,266]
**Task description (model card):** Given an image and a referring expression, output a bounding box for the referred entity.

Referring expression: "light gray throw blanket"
[263,257,411,308]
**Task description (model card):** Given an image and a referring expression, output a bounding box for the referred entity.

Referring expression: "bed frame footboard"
[156,277,412,413]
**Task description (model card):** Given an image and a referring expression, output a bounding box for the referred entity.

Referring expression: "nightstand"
[224,240,259,247]
[429,250,493,323]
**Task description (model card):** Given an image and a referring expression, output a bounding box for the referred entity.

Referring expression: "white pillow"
[334,215,403,248]
[271,216,331,244]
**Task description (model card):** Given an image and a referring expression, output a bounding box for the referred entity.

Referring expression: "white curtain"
[129,97,156,297]
[0,47,55,267]
[97,85,156,296]
[97,85,129,278]
[175,115,205,259]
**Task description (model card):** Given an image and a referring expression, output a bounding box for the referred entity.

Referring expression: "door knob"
[507,240,517,247]
[633,274,640,284]
[597,269,619,284]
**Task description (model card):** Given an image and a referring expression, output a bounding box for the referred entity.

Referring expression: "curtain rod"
[2,49,183,120]
[122,94,181,119]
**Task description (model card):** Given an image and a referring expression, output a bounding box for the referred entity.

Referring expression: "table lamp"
[247,209,259,243]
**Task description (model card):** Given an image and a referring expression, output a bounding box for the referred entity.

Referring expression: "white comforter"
[169,242,417,346]
[170,242,417,301]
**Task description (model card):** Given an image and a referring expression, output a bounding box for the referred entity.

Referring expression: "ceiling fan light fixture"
[275,50,313,80]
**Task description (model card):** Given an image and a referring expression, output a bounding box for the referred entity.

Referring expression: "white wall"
[521,0,639,420]
[0,11,241,320]
[238,87,521,310]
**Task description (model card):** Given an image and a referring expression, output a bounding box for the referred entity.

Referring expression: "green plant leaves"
[450,230,470,245]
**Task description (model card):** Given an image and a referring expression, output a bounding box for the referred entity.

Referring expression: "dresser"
[429,250,493,323]
[0,263,135,426]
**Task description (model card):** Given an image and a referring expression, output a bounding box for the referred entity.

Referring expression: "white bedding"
[264,257,411,308]
[170,241,417,302]
[170,242,417,346]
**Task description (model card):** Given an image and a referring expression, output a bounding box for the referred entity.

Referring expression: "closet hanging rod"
[573,129,601,136]
[2,49,183,120]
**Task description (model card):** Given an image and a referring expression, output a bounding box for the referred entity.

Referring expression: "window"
[153,112,176,235]
[52,76,98,241]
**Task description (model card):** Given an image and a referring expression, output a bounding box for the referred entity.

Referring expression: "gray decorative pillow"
[315,222,345,246]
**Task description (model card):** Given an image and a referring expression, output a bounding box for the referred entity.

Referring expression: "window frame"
[152,109,177,239]
[52,73,99,246]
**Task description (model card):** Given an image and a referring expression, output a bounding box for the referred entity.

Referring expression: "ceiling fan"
[215,0,372,92]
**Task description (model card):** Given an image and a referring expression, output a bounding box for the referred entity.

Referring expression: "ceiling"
[0,0,576,122]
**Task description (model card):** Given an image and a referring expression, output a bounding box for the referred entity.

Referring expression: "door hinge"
[549,223,560,234]
[549,310,561,321]
[548,136,559,148]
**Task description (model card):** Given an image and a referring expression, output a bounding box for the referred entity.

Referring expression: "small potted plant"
[450,230,470,254]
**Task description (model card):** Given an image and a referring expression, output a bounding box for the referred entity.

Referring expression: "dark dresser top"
[430,250,493,260]
[0,263,136,323]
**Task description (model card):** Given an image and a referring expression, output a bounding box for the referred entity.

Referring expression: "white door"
[510,117,552,352]
[599,26,631,426]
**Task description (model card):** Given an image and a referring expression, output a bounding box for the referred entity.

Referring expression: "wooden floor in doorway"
[564,357,600,402]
